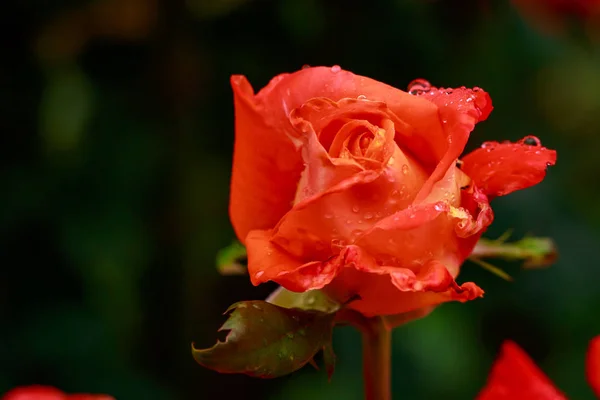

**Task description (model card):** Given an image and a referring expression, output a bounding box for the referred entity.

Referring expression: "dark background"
[2,0,600,399]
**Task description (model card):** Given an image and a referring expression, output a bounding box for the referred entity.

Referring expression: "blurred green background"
[2,0,600,399]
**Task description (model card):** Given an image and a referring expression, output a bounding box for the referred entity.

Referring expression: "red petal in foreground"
[587,335,600,398]
[2,386,65,400]
[461,136,557,199]
[1,386,114,400]
[477,341,567,400]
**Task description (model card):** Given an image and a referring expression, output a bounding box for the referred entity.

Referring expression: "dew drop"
[331,238,347,248]
[352,205,360,213]
[434,203,445,212]
[364,212,374,220]
[481,141,498,151]
[351,229,364,238]
[331,65,342,73]
[519,135,541,146]
[345,219,352,224]
[398,184,406,197]
[357,94,367,100]
[255,271,265,279]
[401,164,409,175]
[302,64,311,69]
[407,78,431,95]
[324,213,334,219]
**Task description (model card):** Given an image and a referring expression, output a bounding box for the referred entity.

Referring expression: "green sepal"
[266,286,340,313]
[471,235,557,269]
[192,301,336,379]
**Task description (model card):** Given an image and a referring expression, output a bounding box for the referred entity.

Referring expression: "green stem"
[361,317,392,400]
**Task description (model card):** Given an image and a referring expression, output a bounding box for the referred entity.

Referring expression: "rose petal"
[477,341,567,400]
[246,235,482,316]
[461,138,557,198]
[229,76,304,243]
[414,85,493,203]
[320,247,483,317]
[586,335,600,398]
[289,97,427,204]
[253,67,443,168]
[358,164,492,276]
[269,157,427,263]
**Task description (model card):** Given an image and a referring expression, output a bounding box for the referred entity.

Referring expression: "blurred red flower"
[478,336,600,399]
[1,385,114,400]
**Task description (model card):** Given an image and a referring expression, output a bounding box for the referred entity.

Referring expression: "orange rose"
[229,66,556,318]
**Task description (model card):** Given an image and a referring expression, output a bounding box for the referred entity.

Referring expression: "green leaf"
[216,241,247,275]
[266,286,340,313]
[192,301,336,379]
[471,235,557,269]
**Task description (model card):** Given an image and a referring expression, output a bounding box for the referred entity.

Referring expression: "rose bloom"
[477,336,600,399]
[1,385,114,400]
[230,66,556,318]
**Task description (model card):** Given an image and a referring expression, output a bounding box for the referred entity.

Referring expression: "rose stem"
[361,317,392,400]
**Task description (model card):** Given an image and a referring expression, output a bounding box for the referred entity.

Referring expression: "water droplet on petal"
[324,213,333,219]
[331,238,347,248]
[519,135,541,146]
[401,164,409,175]
[331,65,341,73]
[357,94,367,100]
[481,141,499,151]
[364,212,374,220]
[434,203,445,212]
[407,78,431,95]
[352,205,360,213]
[302,64,311,69]
[351,229,364,238]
